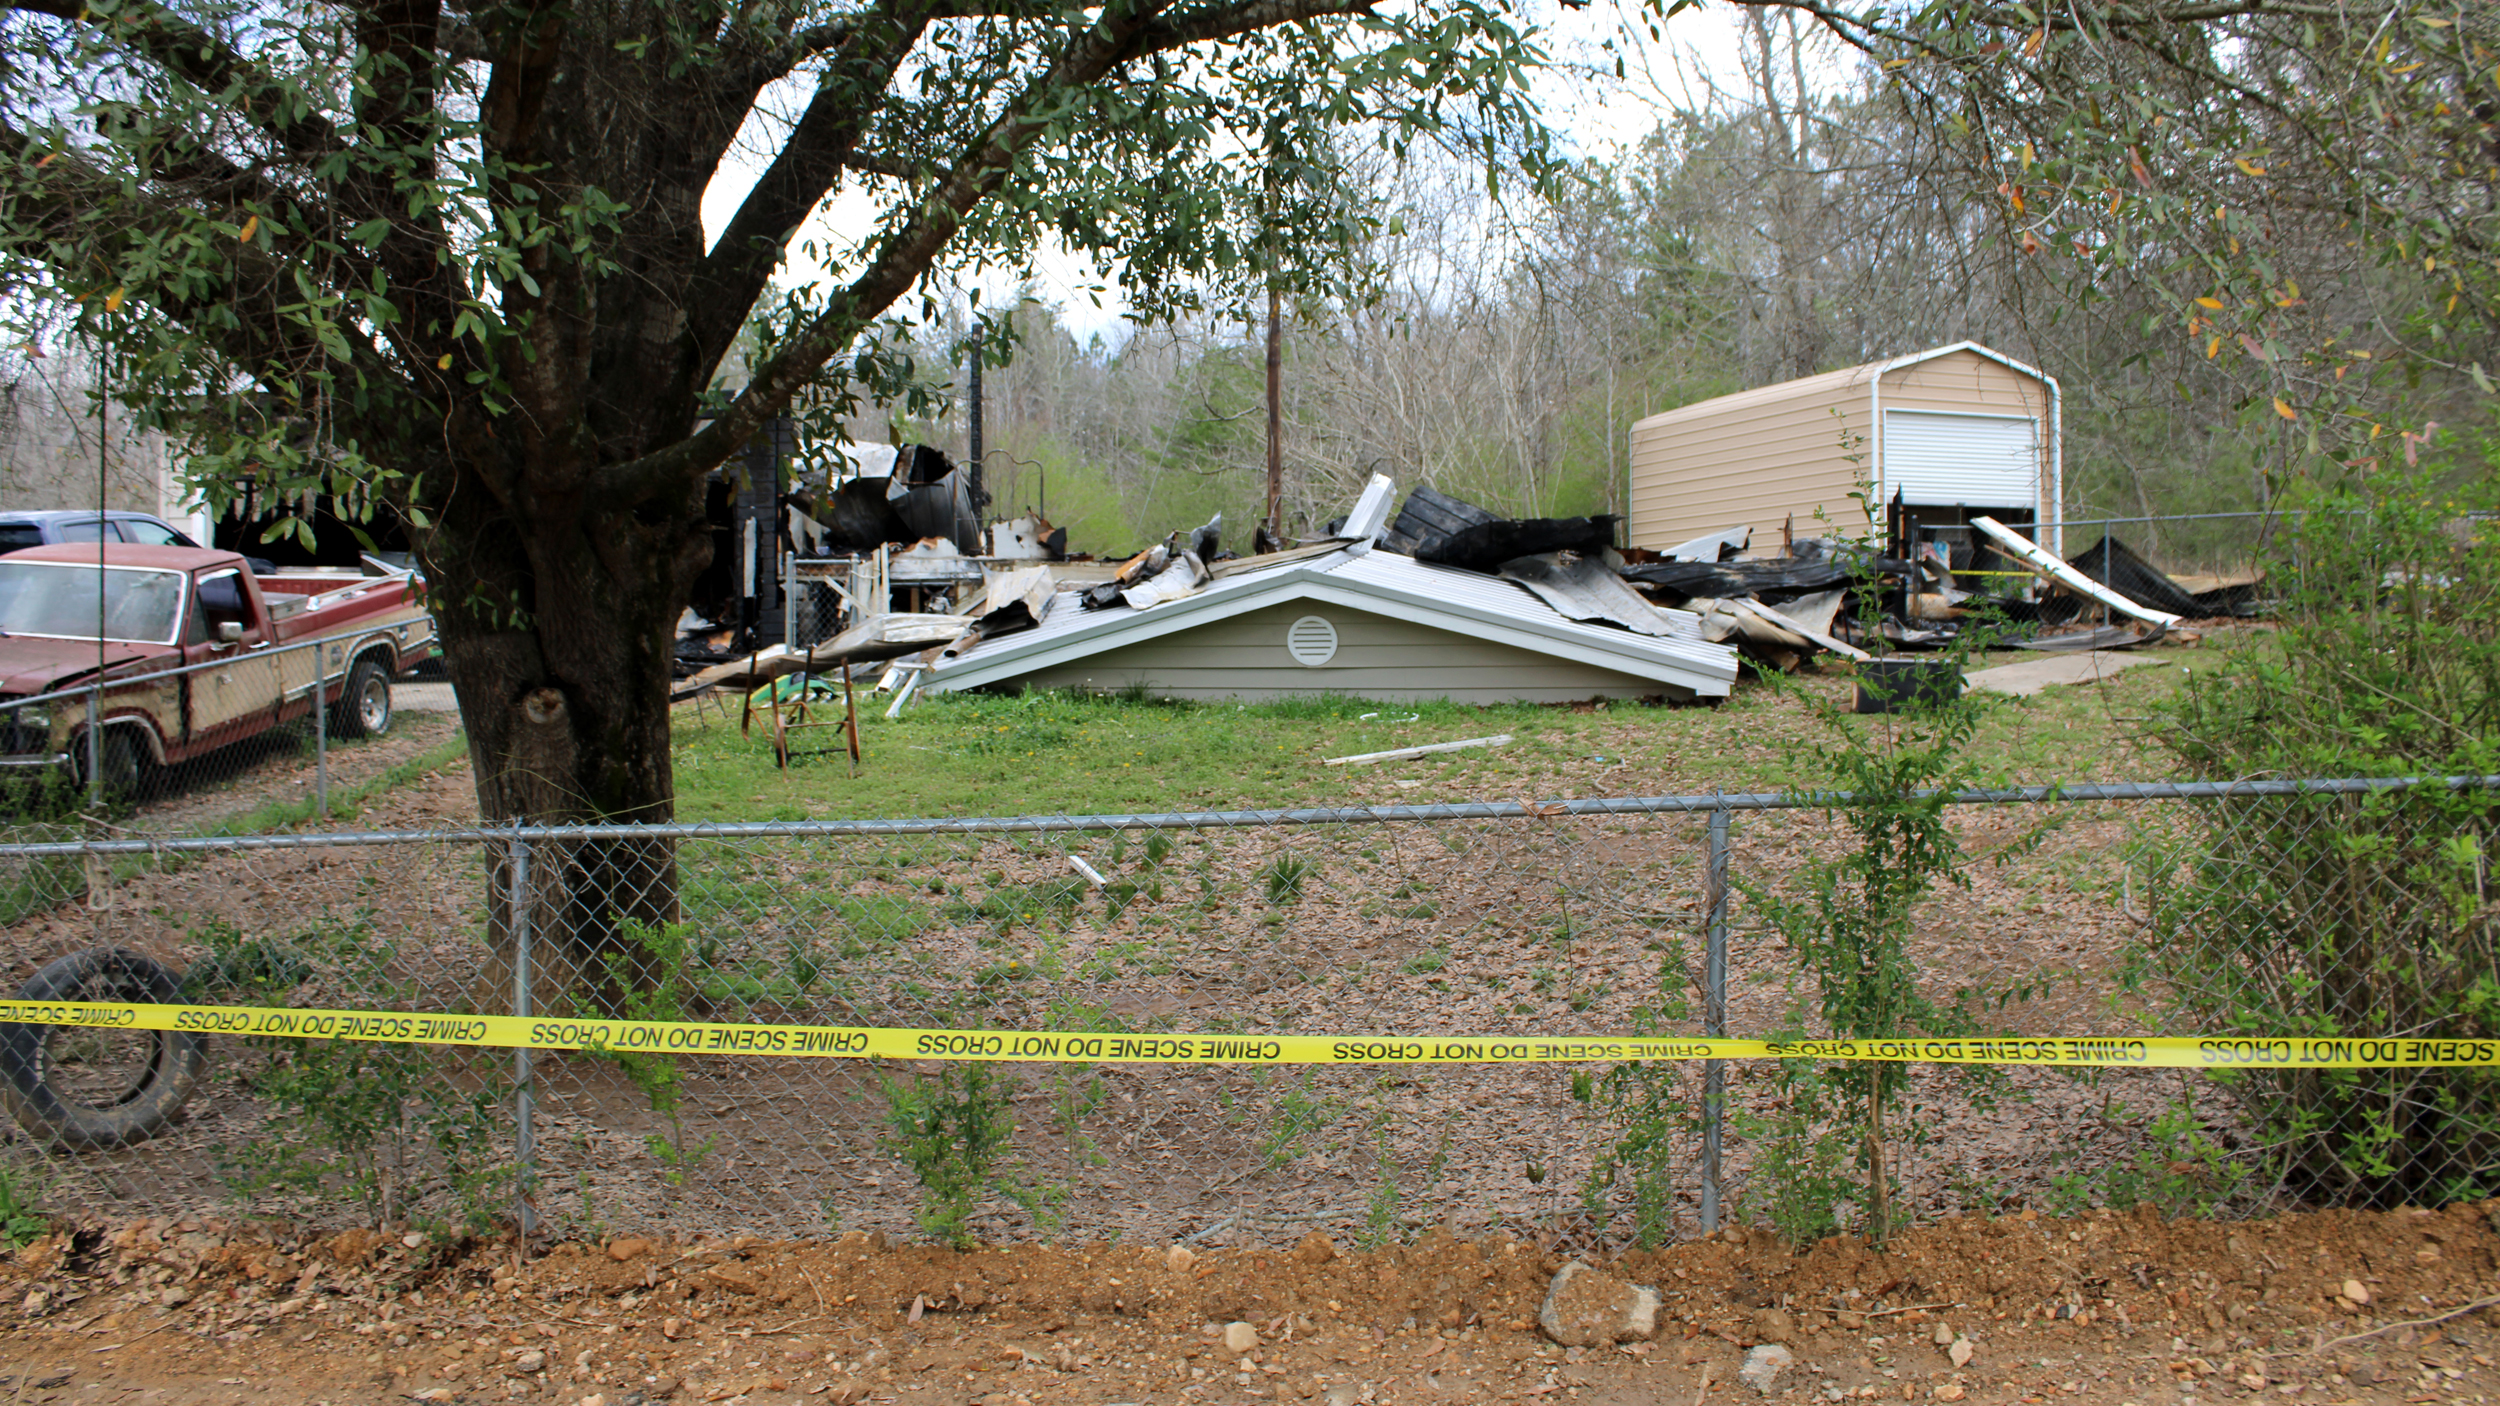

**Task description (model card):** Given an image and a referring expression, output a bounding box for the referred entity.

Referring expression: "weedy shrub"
[1570,938,1698,1248]
[225,1041,510,1228]
[1732,555,2036,1243]
[1258,1072,1341,1170]
[207,911,514,1230]
[2030,1097,2269,1220]
[879,1062,1061,1248]
[0,1164,49,1247]
[1260,853,1315,907]
[1730,1063,1860,1243]
[2128,467,2500,1206]
[1350,1098,1450,1251]
[583,920,722,1183]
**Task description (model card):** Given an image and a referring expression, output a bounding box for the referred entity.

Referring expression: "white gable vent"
[1286,614,1339,666]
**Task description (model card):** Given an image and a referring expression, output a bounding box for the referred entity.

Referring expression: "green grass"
[670,644,2203,823]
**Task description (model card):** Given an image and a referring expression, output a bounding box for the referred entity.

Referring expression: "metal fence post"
[1699,800,1732,1234]
[83,689,100,809]
[784,551,798,653]
[509,829,537,1237]
[312,652,328,818]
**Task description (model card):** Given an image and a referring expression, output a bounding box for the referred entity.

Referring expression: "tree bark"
[428,433,712,1014]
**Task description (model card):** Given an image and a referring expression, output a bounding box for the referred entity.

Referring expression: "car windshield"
[0,563,186,645]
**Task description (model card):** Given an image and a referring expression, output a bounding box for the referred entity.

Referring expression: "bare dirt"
[0,785,2200,1253]
[4,1201,2499,1406]
[0,713,2237,1258]
[113,711,466,836]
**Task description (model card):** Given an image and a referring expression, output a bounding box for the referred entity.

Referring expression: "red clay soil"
[3,1202,2498,1406]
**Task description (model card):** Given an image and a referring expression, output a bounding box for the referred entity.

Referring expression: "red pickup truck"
[0,544,436,795]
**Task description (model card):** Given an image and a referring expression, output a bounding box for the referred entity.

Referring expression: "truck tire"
[330,655,393,739]
[74,728,146,802]
[0,947,204,1149]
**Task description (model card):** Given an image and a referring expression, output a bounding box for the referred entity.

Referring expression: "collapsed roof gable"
[926,544,1740,697]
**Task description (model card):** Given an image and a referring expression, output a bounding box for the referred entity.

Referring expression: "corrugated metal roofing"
[927,545,1739,697]
[1319,551,1725,671]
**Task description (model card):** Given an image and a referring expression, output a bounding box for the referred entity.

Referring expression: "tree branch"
[1131,0,1373,53]
[0,116,416,411]
[840,150,925,179]
[685,0,942,375]
[7,0,460,339]
[755,1,1037,84]
[605,0,1373,501]
[476,0,570,162]
[1721,0,2355,61]
[4,0,350,165]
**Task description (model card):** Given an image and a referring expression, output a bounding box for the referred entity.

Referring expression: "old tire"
[0,948,204,1150]
[329,655,392,739]
[75,729,145,802]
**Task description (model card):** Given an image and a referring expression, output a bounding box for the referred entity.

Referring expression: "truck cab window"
[196,570,250,637]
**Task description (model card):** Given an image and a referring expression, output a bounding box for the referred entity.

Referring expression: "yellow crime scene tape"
[2,1000,2497,1070]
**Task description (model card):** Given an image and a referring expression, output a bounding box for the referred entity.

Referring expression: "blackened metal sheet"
[2064,536,2203,618]
[1418,514,1621,572]
[1616,556,1912,601]
[1388,485,1497,549]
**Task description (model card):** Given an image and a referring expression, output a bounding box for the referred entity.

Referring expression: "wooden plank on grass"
[1323,734,1514,767]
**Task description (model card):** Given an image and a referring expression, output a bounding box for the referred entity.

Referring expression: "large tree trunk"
[426,440,714,1017]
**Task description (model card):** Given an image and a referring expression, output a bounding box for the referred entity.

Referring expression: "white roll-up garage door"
[1881,411,2040,506]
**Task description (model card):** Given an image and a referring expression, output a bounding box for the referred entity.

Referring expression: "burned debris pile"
[674,440,998,675]
[677,468,2264,718]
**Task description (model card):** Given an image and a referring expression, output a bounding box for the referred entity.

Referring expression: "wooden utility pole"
[967,353,983,470]
[1264,284,1282,538]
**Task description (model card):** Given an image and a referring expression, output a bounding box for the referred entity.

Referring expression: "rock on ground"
[1537,1260,1661,1347]
[1739,1344,1796,1394]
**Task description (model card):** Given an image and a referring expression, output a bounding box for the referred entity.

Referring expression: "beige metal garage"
[1627,342,2060,559]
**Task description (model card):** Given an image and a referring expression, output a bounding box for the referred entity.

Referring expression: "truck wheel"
[75,729,145,802]
[330,655,392,739]
[0,948,204,1150]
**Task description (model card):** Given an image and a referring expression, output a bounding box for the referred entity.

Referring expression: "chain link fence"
[785,558,857,653]
[0,777,2490,1247]
[2051,511,2280,588]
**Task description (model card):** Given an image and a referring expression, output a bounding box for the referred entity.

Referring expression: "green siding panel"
[992,601,1695,703]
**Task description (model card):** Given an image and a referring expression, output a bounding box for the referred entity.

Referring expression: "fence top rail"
[2,774,2492,858]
